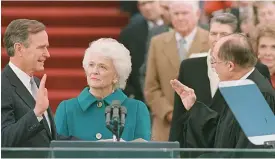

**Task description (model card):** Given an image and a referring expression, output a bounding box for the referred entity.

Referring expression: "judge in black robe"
[170,34,275,158]
[171,69,275,158]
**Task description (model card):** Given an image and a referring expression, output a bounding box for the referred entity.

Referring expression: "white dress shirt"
[175,27,197,53]
[9,62,51,133]
[147,19,164,30]
[206,51,220,97]
[240,67,255,80]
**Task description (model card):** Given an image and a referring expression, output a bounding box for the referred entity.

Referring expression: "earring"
[113,79,118,84]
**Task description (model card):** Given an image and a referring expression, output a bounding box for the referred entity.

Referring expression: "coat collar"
[77,87,128,112]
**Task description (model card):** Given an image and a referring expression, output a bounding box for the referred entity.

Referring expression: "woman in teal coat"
[55,38,151,141]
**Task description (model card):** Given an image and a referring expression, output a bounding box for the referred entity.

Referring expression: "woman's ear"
[113,74,119,84]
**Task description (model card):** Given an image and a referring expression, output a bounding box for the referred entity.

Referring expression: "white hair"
[82,38,132,90]
[169,1,199,12]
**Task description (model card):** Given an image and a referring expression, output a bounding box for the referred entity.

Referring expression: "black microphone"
[120,106,127,127]
[105,106,111,126]
[111,100,121,125]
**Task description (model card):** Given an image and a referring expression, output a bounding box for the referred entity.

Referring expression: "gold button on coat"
[97,101,103,108]
[96,133,102,140]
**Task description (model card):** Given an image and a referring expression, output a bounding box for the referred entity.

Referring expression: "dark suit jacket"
[180,69,275,158]
[1,65,57,147]
[118,15,149,101]
[169,56,271,144]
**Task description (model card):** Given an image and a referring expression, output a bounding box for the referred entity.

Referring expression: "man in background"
[144,1,209,141]
[119,0,162,101]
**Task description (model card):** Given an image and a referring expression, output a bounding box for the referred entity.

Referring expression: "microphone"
[105,106,111,126]
[120,106,127,127]
[111,100,121,126]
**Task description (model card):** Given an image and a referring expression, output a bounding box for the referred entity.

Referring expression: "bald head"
[214,34,257,68]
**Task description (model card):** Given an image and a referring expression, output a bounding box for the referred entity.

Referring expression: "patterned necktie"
[179,38,188,61]
[30,77,38,99]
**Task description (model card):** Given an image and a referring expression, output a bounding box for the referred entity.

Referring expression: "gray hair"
[82,38,132,89]
[210,13,238,33]
[3,19,45,57]
[169,1,199,12]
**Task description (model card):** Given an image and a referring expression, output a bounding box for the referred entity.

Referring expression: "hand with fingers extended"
[34,74,49,117]
[170,79,196,111]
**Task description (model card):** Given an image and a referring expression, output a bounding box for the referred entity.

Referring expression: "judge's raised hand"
[34,74,49,117]
[170,79,196,111]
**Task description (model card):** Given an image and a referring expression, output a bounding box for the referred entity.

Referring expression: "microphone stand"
[105,101,124,142]
[119,106,127,140]
[105,102,127,142]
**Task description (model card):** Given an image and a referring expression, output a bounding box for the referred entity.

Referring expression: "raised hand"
[34,74,49,117]
[170,79,196,110]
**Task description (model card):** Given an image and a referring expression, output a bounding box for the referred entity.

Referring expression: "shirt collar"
[77,87,128,112]
[175,27,197,44]
[9,61,32,90]
[147,19,164,29]
[240,67,255,80]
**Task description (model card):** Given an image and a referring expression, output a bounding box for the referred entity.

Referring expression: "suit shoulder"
[121,17,146,32]
[251,70,274,93]
[1,71,12,90]
[181,56,207,68]
[151,31,173,43]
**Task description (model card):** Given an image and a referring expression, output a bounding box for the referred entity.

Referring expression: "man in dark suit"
[118,0,163,101]
[1,19,69,148]
[139,1,172,91]
[169,13,270,145]
[170,33,275,158]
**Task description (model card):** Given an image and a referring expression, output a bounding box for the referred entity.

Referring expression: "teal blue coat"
[55,87,151,141]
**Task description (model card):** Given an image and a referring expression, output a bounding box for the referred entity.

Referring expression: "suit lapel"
[163,31,180,70]
[4,65,36,109]
[200,57,212,105]
[188,28,206,57]
[47,107,57,140]
[5,65,54,140]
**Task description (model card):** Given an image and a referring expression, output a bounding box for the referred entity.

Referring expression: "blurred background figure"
[120,1,139,17]
[253,23,275,88]
[139,0,172,92]
[119,0,162,102]
[255,1,275,25]
[144,1,209,141]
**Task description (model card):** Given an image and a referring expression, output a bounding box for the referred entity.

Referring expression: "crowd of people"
[2,1,275,157]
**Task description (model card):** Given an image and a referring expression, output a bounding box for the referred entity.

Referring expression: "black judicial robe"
[181,69,275,158]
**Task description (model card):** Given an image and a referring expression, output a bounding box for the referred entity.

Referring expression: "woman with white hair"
[55,38,151,141]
